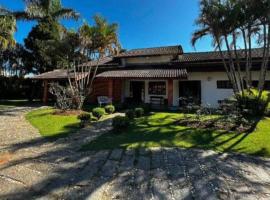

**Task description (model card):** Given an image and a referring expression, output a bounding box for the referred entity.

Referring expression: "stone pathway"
[1,106,270,199]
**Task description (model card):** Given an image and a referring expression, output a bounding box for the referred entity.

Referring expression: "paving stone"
[139,148,150,156]
[119,154,135,172]
[137,156,150,171]
[109,148,123,160]
[101,160,119,177]
[151,151,164,169]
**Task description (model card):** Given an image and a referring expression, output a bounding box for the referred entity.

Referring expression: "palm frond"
[191,27,210,47]
[52,8,79,20]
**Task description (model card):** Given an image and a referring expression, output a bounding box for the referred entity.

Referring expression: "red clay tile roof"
[79,57,114,67]
[115,45,183,58]
[96,69,187,79]
[178,48,267,63]
[33,69,88,80]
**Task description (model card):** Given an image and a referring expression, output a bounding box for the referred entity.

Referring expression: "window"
[148,81,166,95]
[244,80,270,90]
[217,81,233,89]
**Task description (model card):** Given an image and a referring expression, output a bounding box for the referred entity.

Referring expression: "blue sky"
[0,0,213,52]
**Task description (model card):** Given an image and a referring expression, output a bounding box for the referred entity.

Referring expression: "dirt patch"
[53,109,84,116]
[0,152,13,165]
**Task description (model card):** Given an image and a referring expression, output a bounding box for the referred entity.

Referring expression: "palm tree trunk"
[258,24,270,99]
[224,34,240,94]
[232,31,245,95]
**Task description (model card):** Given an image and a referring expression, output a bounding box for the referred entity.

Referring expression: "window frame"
[216,80,233,89]
[148,81,166,95]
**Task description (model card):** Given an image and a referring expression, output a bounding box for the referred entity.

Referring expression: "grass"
[82,112,270,157]
[26,108,80,138]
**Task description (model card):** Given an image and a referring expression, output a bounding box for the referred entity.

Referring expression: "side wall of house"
[176,71,270,107]
[89,79,122,103]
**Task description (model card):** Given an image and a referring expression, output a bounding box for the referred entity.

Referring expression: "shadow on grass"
[82,114,269,157]
[2,111,270,199]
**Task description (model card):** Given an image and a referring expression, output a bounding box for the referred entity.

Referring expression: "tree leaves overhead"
[0,14,16,50]
[24,17,63,73]
[78,15,121,58]
[16,0,79,21]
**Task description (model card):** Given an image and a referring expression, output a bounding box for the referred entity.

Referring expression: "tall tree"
[14,0,79,21]
[66,15,121,109]
[24,17,63,73]
[192,0,270,100]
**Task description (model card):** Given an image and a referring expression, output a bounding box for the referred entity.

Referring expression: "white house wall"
[122,71,270,108]
[176,71,270,107]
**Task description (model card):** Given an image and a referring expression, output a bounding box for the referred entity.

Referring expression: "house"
[34,45,270,108]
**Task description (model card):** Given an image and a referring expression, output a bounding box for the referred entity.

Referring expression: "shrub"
[135,107,144,117]
[92,107,106,119]
[142,103,151,114]
[236,89,270,116]
[105,105,115,114]
[77,112,91,121]
[125,109,135,119]
[112,116,130,131]
[265,103,270,116]
[77,112,91,127]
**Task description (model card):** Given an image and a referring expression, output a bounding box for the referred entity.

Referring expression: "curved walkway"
[1,106,270,199]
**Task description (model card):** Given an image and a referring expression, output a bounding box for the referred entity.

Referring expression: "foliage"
[112,116,130,131]
[49,82,74,110]
[66,15,120,110]
[0,14,16,50]
[77,112,91,127]
[236,90,270,116]
[92,107,106,119]
[192,0,270,99]
[265,103,270,116]
[105,104,115,114]
[125,109,135,120]
[135,107,144,118]
[26,108,80,137]
[14,0,79,21]
[0,44,31,76]
[82,112,270,158]
[0,76,41,100]
[24,17,64,73]
[77,112,91,121]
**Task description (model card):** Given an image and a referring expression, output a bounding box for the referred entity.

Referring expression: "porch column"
[108,79,113,99]
[168,79,173,106]
[42,80,48,104]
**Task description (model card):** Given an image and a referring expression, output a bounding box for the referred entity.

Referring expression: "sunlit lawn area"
[82,112,270,157]
[26,108,80,138]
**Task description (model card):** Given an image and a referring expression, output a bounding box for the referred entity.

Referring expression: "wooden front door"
[130,81,145,103]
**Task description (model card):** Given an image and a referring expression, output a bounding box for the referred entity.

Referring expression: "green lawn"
[26,108,80,138]
[82,112,270,157]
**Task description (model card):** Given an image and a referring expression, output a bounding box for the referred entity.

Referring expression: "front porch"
[95,68,195,108]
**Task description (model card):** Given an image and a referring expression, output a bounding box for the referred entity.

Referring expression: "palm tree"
[67,15,120,109]
[92,15,120,57]
[78,15,120,59]
[191,0,241,95]
[14,0,79,21]
[191,0,269,98]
